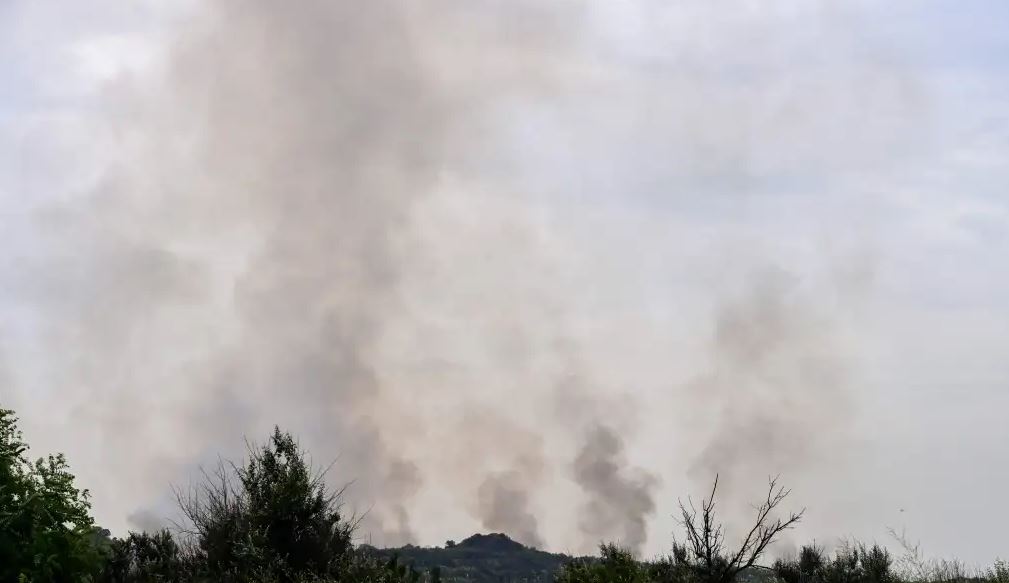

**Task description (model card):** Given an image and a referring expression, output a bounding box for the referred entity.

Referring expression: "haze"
[1,0,1007,565]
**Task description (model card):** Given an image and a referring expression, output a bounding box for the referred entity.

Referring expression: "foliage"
[988,560,1009,583]
[173,427,355,581]
[371,533,571,582]
[887,528,997,583]
[0,408,103,582]
[556,543,703,583]
[557,544,654,583]
[3,405,1008,583]
[774,542,894,583]
[559,475,801,583]
[100,426,441,582]
[98,529,188,582]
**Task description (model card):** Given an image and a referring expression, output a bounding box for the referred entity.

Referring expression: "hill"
[368,533,580,582]
[369,533,786,583]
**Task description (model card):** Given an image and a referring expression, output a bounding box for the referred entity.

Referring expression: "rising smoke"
[682,268,860,527]
[24,0,595,545]
[478,469,544,549]
[573,424,658,555]
[6,0,915,555]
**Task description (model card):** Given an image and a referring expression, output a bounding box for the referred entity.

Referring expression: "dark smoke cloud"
[573,423,658,555]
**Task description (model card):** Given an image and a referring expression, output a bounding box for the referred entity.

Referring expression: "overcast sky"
[1,0,1008,564]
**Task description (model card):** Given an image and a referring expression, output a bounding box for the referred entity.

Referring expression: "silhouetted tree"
[678,475,803,583]
[860,544,894,583]
[775,541,895,583]
[0,408,103,582]
[175,427,354,581]
[557,544,653,583]
[775,544,827,583]
[99,529,187,582]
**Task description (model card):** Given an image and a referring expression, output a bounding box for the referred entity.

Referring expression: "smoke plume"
[683,269,857,517]
[477,470,544,549]
[15,0,595,545]
[3,0,920,556]
[573,424,658,554]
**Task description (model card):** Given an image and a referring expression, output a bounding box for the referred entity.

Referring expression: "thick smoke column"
[155,0,453,541]
[477,469,544,548]
[382,460,423,546]
[573,424,658,554]
[16,0,593,544]
[464,411,548,548]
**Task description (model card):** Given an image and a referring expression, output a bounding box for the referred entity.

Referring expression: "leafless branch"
[676,474,804,583]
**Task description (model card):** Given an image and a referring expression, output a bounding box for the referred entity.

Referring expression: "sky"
[1,0,1008,565]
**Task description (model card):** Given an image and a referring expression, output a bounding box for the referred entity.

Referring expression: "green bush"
[98,529,189,582]
[174,427,356,581]
[0,408,103,582]
[557,544,655,583]
[5,405,1006,583]
[775,542,893,583]
[558,542,698,583]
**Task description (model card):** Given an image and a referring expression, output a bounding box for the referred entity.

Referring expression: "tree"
[677,475,803,583]
[558,542,697,583]
[0,408,103,582]
[557,544,653,583]
[99,529,187,582]
[775,541,894,583]
[175,426,355,581]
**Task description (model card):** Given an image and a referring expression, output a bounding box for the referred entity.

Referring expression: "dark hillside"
[369,534,784,583]
[368,533,580,582]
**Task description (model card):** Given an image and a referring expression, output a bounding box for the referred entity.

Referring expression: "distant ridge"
[456,532,530,553]
[367,532,582,582]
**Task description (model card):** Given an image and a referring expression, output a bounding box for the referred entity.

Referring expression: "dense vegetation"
[0,409,428,582]
[371,533,574,581]
[1,407,1005,583]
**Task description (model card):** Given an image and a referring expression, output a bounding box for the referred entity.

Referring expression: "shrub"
[98,529,189,582]
[557,544,654,583]
[175,427,354,582]
[0,408,103,582]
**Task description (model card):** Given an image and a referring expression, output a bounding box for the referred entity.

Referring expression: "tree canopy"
[175,427,356,581]
[0,408,103,582]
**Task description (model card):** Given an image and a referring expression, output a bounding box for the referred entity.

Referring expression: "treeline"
[1,409,432,582]
[2,407,1006,583]
[561,543,1008,583]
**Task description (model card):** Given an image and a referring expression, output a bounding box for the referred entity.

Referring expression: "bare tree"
[678,474,804,583]
[171,459,243,553]
[888,527,972,583]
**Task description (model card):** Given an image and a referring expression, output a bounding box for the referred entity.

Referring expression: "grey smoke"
[18,0,595,546]
[573,423,658,555]
[477,470,544,548]
[381,460,423,546]
[684,269,856,512]
[2,0,925,556]
[127,509,167,535]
